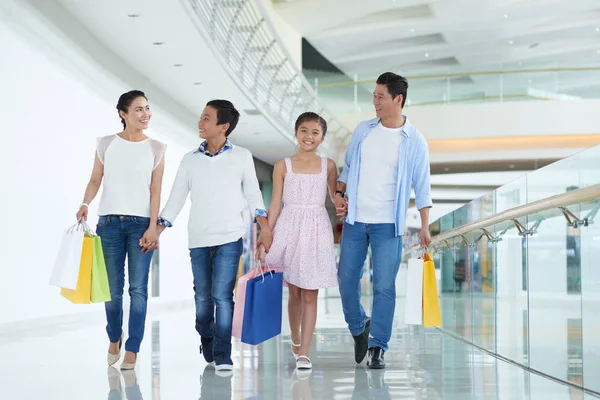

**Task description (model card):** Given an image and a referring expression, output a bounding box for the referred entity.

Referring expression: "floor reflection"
[0,298,596,399]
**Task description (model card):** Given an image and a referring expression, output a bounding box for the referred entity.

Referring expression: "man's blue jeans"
[97,215,154,353]
[190,239,243,365]
[338,222,402,352]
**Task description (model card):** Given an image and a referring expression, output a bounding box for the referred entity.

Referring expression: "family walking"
[75,71,432,373]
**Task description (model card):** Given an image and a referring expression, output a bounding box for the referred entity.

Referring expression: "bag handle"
[253,259,274,283]
[67,218,96,237]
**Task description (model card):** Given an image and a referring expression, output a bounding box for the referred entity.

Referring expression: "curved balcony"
[181,0,350,158]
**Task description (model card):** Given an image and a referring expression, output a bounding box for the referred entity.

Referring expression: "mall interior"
[2,0,600,399]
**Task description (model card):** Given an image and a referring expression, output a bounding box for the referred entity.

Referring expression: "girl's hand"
[76,205,88,222]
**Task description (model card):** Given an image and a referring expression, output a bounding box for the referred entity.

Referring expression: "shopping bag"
[91,236,111,303]
[49,223,85,289]
[232,263,280,339]
[404,256,424,325]
[422,252,442,327]
[60,236,93,304]
[232,268,255,339]
[240,266,283,345]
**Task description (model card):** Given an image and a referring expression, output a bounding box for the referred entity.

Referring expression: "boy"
[156,99,272,371]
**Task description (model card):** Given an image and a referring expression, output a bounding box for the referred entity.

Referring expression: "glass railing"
[401,144,600,394]
[309,62,600,114]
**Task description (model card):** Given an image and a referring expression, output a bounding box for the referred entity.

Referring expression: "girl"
[259,112,338,370]
[76,90,166,370]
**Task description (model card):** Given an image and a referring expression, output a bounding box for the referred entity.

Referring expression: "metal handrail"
[403,184,600,259]
[312,66,600,90]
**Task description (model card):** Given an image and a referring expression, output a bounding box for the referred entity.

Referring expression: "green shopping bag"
[91,236,111,303]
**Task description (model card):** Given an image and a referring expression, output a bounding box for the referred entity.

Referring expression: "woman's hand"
[139,227,159,253]
[76,205,88,222]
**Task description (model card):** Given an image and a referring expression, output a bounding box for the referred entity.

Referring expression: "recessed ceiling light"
[128,14,140,18]
[253,132,261,135]
[596,27,600,32]
[410,28,415,33]
[504,13,508,18]
[425,53,430,57]
[153,42,164,46]
[193,82,202,85]
[174,64,183,67]
[508,40,514,45]
[597,50,600,54]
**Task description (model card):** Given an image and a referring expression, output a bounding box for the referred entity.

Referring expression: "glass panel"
[579,145,600,392]
[526,154,582,382]
[494,177,528,364]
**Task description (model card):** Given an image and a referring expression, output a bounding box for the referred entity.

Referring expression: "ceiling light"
[597,50,600,54]
[153,42,164,46]
[253,132,261,135]
[596,27,600,32]
[504,13,508,18]
[444,167,450,172]
[509,164,515,169]
[410,28,415,33]
[193,82,202,85]
[174,64,183,67]
[128,14,140,18]
[425,53,430,57]
[508,40,514,45]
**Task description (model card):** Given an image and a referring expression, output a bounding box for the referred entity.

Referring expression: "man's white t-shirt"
[355,123,403,224]
[96,134,166,218]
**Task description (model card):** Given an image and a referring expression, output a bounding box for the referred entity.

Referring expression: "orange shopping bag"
[422,252,442,327]
[60,236,93,304]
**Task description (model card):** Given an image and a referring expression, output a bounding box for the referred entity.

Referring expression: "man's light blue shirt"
[338,116,433,236]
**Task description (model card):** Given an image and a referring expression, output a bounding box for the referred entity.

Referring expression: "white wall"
[0,3,200,324]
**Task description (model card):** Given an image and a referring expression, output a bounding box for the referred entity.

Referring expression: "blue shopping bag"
[240,267,283,345]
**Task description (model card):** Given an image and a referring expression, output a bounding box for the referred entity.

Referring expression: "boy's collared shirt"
[338,116,432,236]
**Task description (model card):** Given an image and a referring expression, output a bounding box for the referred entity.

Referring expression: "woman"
[76,90,166,370]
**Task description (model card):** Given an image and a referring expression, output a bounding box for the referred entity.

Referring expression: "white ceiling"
[48,0,298,164]
[274,0,600,98]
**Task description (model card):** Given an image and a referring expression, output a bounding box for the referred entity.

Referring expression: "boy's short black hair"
[206,99,240,137]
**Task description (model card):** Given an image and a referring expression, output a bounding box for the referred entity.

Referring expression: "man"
[333,72,432,369]
[155,99,273,372]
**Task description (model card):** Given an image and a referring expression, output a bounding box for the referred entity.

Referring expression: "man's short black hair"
[206,99,240,137]
[376,72,408,107]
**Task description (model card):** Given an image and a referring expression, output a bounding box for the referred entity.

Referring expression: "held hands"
[333,194,348,221]
[139,225,166,253]
[256,244,266,262]
[257,229,273,253]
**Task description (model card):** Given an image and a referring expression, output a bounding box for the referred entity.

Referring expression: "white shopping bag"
[49,223,85,289]
[404,257,424,325]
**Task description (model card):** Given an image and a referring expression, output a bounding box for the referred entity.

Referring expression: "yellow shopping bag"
[60,235,93,304]
[422,252,442,327]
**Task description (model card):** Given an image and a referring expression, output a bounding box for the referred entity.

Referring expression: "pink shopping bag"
[232,263,281,339]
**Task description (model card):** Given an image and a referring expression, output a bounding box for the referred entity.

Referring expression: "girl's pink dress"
[264,157,338,289]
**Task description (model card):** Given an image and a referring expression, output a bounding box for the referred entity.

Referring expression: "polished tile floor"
[0,297,597,399]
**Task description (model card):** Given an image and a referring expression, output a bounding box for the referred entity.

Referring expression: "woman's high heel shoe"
[107,333,123,366]
[120,352,137,371]
[291,342,301,360]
